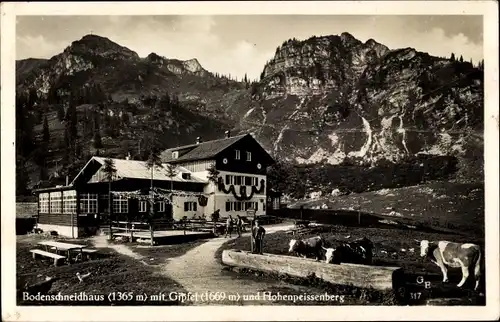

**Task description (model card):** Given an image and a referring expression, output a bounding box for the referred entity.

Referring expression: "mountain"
[16,58,48,84]
[238,33,483,170]
[16,33,484,194]
[16,35,252,121]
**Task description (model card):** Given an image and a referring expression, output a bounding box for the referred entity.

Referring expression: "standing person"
[224,215,233,238]
[211,209,220,235]
[236,215,243,237]
[252,219,266,254]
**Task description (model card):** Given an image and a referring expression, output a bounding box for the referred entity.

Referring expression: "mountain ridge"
[15,32,484,193]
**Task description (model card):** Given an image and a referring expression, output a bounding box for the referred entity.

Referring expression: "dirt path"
[92,235,144,260]
[163,224,299,305]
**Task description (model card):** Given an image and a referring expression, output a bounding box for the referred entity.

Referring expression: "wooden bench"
[74,248,98,261]
[30,249,65,266]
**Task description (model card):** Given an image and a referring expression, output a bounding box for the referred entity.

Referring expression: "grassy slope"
[289,182,484,237]
[215,182,485,305]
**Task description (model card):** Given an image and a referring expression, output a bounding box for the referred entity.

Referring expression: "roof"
[70,157,208,186]
[161,134,249,163]
[33,185,75,193]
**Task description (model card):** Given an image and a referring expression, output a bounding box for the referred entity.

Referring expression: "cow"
[288,236,324,261]
[418,239,482,290]
[323,237,374,265]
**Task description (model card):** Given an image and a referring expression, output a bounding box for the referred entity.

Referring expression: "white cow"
[419,239,482,290]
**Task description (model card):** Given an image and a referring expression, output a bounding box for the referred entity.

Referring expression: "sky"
[16,15,483,80]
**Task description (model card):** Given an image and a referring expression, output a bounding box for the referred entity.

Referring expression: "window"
[235,149,240,160]
[139,201,147,212]
[172,151,179,159]
[112,195,128,213]
[158,201,165,212]
[63,190,77,214]
[245,202,258,211]
[81,193,98,213]
[225,201,257,212]
[246,151,252,161]
[224,175,260,186]
[39,193,49,213]
[184,201,197,212]
[181,173,191,180]
[50,192,62,214]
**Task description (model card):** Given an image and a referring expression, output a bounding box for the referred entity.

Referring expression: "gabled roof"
[161,133,249,163]
[70,156,208,186]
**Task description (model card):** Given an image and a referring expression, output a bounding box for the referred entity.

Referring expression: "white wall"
[175,170,268,220]
[37,224,80,238]
[205,170,267,219]
[172,195,205,221]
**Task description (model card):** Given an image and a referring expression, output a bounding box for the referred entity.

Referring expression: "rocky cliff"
[239,33,483,171]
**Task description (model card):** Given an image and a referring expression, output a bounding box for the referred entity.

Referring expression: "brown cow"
[419,240,482,290]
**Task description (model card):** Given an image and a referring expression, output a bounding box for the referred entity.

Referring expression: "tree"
[93,130,103,149]
[102,158,117,240]
[165,163,178,220]
[42,115,50,146]
[459,55,464,63]
[207,163,220,210]
[206,164,220,232]
[57,105,65,122]
[145,148,163,245]
[450,53,456,61]
[16,156,31,196]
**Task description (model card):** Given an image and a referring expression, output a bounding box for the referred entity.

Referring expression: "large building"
[161,131,275,218]
[33,132,278,238]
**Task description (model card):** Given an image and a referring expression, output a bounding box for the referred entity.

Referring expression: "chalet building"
[161,131,275,218]
[33,132,278,238]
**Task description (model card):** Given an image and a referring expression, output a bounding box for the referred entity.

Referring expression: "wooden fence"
[266,208,384,227]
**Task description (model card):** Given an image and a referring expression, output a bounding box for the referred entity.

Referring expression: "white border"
[1,1,499,321]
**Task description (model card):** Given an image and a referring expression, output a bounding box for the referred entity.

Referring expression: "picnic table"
[36,241,95,264]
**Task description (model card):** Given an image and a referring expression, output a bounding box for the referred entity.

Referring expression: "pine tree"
[207,164,220,230]
[459,55,463,63]
[93,130,103,149]
[450,53,456,61]
[145,147,163,245]
[42,115,50,146]
[57,105,65,122]
[102,158,117,240]
[16,156,31,196]
[165,163,178,219]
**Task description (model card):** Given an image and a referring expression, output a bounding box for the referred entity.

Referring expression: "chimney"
[125,152,131,160]
[225,130,231,138]
[65,175,69,186]
[196,137,201,144]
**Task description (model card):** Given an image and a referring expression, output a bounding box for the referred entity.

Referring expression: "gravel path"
[92,235,145,260]
[163,224,299,305]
